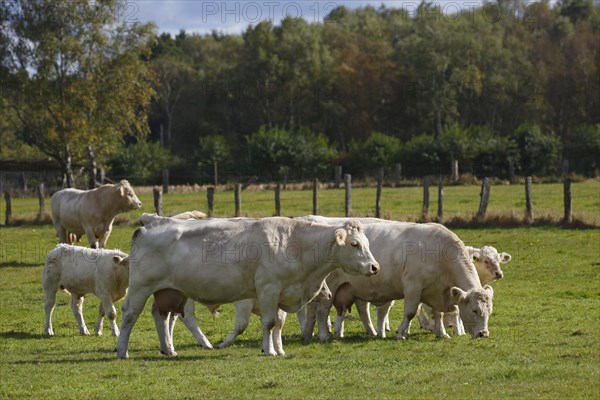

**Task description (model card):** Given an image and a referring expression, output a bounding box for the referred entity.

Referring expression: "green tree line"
[2,0,599,185]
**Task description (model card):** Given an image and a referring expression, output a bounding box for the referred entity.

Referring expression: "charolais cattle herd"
[43,181,512,359]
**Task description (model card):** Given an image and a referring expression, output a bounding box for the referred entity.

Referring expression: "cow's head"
[116,180,142,210]
[451,285,493,339]
[334,220,379,276]
[472,246,512,285]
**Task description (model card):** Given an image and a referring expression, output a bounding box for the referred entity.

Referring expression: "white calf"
[43,244,129,336]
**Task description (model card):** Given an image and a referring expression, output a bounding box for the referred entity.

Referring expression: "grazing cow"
[43,244,129,336]
[416,245,512,335]
[51,180,142,248]
[116,215,379,358]
[300,221,495,342]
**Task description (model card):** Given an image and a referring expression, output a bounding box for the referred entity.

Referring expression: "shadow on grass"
[0,261,43,268]
[0,330,47,340]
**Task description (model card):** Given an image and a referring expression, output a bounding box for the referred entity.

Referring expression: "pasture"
[0,182,599,399]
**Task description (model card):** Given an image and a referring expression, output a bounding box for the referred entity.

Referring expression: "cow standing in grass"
[43,244,129,337]
[300,221,495,342]
[116,215,379,358]
[51,180,142,248]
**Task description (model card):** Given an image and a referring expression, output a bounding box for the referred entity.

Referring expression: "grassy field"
[0,184,599,399]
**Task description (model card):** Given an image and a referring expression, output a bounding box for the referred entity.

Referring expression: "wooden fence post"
[274,183,281,216]
[395,163,402,186]
[38,183,45,215]
[421,177,430,220]
[451,160,459,182]
[207,187,215,217]
[153,188,162,216]
[4,191,12,225]
[234,183,242,217]
[334,166,342,189]
[312,178,318,215]
[525,176,533,224]
[162,169,169,194]
[476,177,491,221]
[563,161,572,224]
[87,145,97,189]
[437,181,444,222]
[344,174,352,217]
[375,170,383,218]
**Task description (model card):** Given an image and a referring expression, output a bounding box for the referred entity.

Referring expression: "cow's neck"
[89,186,126,216]
[293,224,340,277]
[447,250,481,290]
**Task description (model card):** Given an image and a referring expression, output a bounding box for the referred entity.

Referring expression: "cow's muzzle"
[369,263,380,275]
[478,329,489,338]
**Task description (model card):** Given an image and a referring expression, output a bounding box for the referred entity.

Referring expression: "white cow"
[43,244,129,336]
[300,221,495,342]
[415,245,511,335]
[51,180,142,248]
[116,215,379,358]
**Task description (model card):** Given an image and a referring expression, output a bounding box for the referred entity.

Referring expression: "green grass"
[0,186,599,399]
[2,180,599,226]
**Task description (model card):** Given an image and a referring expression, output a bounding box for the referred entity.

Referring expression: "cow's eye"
[472,309,478,314]
[351,241,359,248]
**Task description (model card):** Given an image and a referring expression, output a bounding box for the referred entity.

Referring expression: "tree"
[196,135,232,185]
[109,141,171,184]
[349,132,400,176]
[151,56,194,150]
[509,124,561,176]
[2,0,155,182]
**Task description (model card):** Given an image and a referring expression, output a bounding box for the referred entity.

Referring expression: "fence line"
[1,174,593,227]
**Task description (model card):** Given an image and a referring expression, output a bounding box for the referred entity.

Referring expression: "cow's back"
[130,219,261,304]
[51,189,89,233]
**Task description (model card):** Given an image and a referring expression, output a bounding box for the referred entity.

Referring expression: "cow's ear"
[113,256,129,268]
[500,252,512,263]
[483,285,494,298]
[335,228,347,246]
[450,287,467,303]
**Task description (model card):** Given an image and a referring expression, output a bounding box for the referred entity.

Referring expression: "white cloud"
[130,0,503,35]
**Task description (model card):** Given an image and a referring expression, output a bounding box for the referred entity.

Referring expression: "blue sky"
[129,0,489,35]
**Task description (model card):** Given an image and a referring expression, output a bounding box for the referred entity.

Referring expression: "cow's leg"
[151,303,176,356]
[54,223,68,244]
[444,307,465,335]
[99,297,119,337]
[397,288,421,340]
[43,284,58,336]
[257,289,280,356]
[83,226,99,249]
[376,301,395,338]
[98,223,113,249]
[180,300,213,349]
[355,300,377,336]
[297,306,307,336]
[71,294,90,335]
[316,301,332,341]
[433,310,450,339]
[219,299,254,349]
[116,291,151,359]
[416,303,431,330]
[272,310,287,356]
[95,303,105,336]
[300,303,317,344]
[334,308,347,338]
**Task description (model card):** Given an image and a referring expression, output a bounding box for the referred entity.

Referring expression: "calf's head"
[116,180,142,210]
[472,246,512,285]
[451,285,494,339]
[334,220,379,277]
